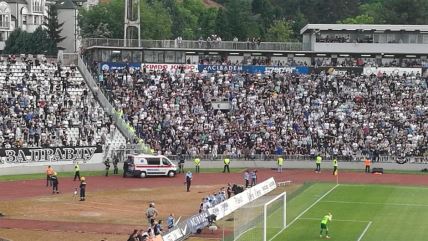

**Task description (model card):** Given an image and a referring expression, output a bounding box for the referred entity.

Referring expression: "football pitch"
[236,183,428,241]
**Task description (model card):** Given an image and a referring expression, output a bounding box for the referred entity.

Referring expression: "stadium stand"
[0,54,126,150]
[97,65,427,160]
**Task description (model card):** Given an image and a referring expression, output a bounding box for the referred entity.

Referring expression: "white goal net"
[233,192,286,241]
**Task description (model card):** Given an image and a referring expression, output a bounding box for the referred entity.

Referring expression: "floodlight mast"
[124,0,141,47]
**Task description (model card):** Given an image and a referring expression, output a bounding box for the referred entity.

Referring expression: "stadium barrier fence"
[81,38,303,51]
[109,146,428,165]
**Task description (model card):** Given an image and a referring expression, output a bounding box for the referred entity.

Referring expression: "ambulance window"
[162,158,170,165]
[147,158,160,165]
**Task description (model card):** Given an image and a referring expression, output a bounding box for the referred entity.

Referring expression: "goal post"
[263,192,286,241]
[232,192,286,241]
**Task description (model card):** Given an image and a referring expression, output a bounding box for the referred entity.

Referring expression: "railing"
[82,38,303,51]
[77,56,134,141]
[78,55,153,154]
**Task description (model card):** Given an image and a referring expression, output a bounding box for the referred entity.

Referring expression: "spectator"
[127,229,138,241]
[167,213,175,229]
[0,57,110,149]
[51,172,59,194]
[146,203,158,225]
[97,63,427,161]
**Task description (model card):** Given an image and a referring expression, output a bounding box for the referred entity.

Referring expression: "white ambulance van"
[125,154,177,178]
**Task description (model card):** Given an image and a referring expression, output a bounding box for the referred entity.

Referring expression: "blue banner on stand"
[99,62,141,72]
[265,66,309,74]
[198,64,266,74]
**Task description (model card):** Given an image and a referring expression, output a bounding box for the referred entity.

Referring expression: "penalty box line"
[298,217,371,223]
[357,221,372,241]
[268,184,340,241]
[321,200,428,208]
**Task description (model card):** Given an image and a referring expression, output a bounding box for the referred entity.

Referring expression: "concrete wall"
[57,8,77,53]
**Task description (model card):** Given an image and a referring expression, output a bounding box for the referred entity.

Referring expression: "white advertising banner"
[363,67,422,76]
[141,63,198,73]
[208,177,277,220]
[161,177,277,241]
[265,66,295,74]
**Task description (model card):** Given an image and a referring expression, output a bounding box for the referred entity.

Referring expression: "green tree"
[3,29,23,54]
[198,7,218,38]
[44,4,66,50]
[265,20,293,42]
[141,0,172,39]
[78,0,124,38]
[222,0,258,40]
[214,8,229,39]
[3,28,55,55]
[360,0,428,24]
[30,26,57,55]
[338,14,375,24]
[289,8,307,40]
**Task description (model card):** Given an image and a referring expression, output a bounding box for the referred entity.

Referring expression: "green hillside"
[78,0,428,41]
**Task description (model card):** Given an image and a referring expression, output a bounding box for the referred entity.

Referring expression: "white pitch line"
[357,221,372,241]
[322,200,428,208]
[299,217,370,223]
[268,184,339,241]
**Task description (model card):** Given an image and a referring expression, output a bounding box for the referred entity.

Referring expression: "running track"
[0,169,427,236]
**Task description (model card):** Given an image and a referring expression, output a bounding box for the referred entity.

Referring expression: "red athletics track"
[0,169,427,236]
[1,169,427,201]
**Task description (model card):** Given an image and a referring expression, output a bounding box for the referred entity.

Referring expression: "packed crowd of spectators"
[316,34,373,43]
[314,57,423,68]
[198,56,272,66]
[198,186,228,213]
[194,55,423,68]
[0,54,112,148]
[99,64,427,159]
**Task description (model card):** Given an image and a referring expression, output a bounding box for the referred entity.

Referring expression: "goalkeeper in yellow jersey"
[320,212,333,238]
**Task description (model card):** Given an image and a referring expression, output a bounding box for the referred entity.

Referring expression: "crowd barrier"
[162,177,277,241]
[110,147,428,165]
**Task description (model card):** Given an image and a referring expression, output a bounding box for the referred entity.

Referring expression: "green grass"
[235,183,428,241]
[0,168,244,182]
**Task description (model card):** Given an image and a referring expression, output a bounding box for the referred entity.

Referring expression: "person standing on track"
[223,157,230,173]
[250,169,257,186]
[51,172,59,194]
[364,157,371,173]
[320,212,333,239]
[194,157,201,173]
[185,170,193,192]
[46,165,54,187]
[277,156,284,172]
[178,153,185,174]
[104,158,111,177]
[79,177,87,201]
[123,159,129,178]
[113,155,119,175]
[74,162,81,181]
[315,154,322,173]
[146,203,159,225]
[332,158,338,176]
[243,170,250,188]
